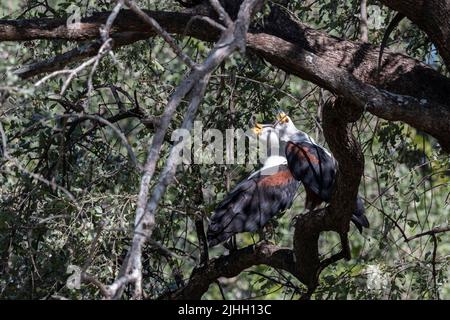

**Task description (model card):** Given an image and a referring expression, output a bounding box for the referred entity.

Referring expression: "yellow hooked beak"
[252,123,263,136]
[273,112,289,127]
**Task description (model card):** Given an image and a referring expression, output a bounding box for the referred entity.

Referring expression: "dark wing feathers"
[207,165,299,247]
[351,196,370,233]
[208,134,370,246]
[286,139,370,232]
[285,141,336,202]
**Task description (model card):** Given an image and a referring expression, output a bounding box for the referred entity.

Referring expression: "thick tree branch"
[293,208,332,289]
[261,5,450,105]
[159,242,298,300]
[2,7,450,150]
[293,97,365,294]
[1,7,449,105]
[322,98,365,231]
[0,10,220,42]
[247,34,450,151]
[379,0,450,69]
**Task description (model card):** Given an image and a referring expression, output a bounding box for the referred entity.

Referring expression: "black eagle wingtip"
[207,235,238,251]
[351,214,370,234]
[206,234,219,248]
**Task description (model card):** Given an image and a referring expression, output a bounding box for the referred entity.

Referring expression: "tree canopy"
[0,0,449,300]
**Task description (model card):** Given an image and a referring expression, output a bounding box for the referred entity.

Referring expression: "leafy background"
[0,0,448,299]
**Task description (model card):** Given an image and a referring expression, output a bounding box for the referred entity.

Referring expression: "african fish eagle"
[260,112,369,232]
[207,155,300,247]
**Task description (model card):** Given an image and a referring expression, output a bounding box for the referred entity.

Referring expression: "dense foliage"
[0,0,448,299]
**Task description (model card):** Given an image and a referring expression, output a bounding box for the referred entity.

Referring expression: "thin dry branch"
[0,121,78,205]
[124,0,195,68]
[209,0,233,27]
[105,0,264,300]
[4,7,450,149]
[61,114,142,172]
[406,225,450,242]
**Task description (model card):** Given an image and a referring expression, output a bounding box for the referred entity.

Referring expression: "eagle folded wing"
[285,141,337,202]
[207,165,299,247]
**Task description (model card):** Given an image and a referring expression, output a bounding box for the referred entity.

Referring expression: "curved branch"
[1,7,449,105]
[159,242,298,300]
[248,34,450,151]
[14,32,148,79]
[293,97,365,294]
[2,8,450,150]
[379,0,450,69]
[61,114,143,171]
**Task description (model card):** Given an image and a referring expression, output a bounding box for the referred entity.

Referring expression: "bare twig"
[34,40,112,95]
[107,0,263,299]
[209,0,233,27]
[101,0,125,43]
[406,225,450,242]
[185,15,227,35]
[81,272,111,297]
[319,233,351,274]
[61,114,143,172]
[15,32,148,79]
[82,220,107,272]
[431,235,439,300]
[33,2,124,96]
[359,0,368,42]
[124,0,196,68]
[0,121,78,205]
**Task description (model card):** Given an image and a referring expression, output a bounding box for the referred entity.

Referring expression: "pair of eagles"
[207,112,369,248]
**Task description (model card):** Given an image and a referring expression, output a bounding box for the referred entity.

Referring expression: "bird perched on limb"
[255,112,369,233]
[207,112,368,250]
[207,155,299,248]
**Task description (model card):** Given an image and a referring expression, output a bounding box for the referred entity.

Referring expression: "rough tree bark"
[293,97,364,294]
[379,0,450,69]
[160,242,298,299]
[1,0,449,299]
[1,4,449,150]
